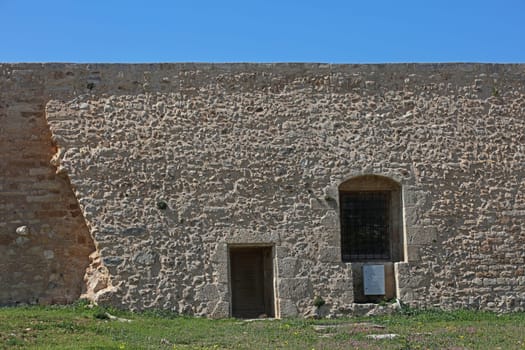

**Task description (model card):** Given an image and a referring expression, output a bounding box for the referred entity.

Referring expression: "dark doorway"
[230,246,274,318]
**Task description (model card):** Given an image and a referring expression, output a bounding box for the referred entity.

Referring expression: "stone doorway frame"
[228,244,276,318]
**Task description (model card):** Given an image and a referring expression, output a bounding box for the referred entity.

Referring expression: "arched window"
[339,175,403,262]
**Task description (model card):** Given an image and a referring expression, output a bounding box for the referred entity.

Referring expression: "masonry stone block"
[408,226,438,245]
[317,246,340,263]
[279,278,313,299]
[278,299,299,318]
[277,257,299,278]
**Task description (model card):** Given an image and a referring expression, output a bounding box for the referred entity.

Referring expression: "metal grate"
[340,191,391,261]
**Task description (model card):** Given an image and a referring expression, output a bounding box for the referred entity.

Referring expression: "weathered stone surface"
[280,278,313,299]
[122,227,147,236]
[15,226,30,235]
[103,257,124,266]
[278,257,299,278]
[1,63,525,316]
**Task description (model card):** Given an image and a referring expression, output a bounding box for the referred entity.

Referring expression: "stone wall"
[0,65,95,304]
[1,63,524,316]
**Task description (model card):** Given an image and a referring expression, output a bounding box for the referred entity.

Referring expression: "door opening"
[230,246,274,318]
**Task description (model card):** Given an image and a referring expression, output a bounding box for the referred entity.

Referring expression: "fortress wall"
[1,63,525,315]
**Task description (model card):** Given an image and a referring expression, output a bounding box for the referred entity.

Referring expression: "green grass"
[1,304,525,349]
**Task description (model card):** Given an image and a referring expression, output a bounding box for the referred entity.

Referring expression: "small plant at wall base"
[313,296,326,318]
[313,296,326,309]
[379,297,397,307]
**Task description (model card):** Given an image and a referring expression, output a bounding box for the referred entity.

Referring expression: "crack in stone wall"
[48,137,115,304]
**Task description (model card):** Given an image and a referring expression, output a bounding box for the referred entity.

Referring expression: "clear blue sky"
[1,0,524,63]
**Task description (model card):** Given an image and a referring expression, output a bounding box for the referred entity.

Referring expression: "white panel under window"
[363,265,385,295]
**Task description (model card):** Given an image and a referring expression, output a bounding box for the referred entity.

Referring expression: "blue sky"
[1,0,524,63]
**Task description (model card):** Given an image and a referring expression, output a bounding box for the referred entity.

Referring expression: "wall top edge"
[2,62,523,102]
[1,62,525,70]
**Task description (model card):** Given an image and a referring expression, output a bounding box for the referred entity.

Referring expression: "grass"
[0,304,525,349]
